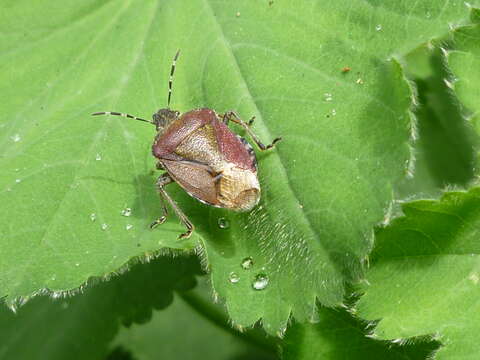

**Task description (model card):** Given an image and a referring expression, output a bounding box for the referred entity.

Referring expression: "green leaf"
[398,43,478,198]
[282,306,439,360]
[199,0,479,332]
[446,8,480,132]
[112,279,277,360]
[356,188,480,359]
[0,255,201,360]
[1,0,478,333]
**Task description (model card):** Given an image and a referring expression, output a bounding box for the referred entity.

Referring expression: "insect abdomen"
[217,164,260,211]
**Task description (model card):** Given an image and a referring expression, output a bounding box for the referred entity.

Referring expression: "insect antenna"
[167,49,181,108]
[91,111,155,125]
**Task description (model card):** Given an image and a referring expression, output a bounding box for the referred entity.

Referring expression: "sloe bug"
[92,51,281,239]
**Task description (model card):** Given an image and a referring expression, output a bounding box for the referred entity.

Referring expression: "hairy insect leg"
[223,113,255,127]
[150,173,194,239]
[150,173,171,229]
[222,111,282,151]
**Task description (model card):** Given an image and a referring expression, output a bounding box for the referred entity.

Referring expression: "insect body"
[92,51,281,239]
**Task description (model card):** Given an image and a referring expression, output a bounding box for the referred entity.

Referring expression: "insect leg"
[150,173,195,239]
[222,111,282,151]
[150,173,171,229]
[222,113,255,127]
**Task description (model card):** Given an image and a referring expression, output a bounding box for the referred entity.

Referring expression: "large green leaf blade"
[1,0,478,333]
[200,0,479,331]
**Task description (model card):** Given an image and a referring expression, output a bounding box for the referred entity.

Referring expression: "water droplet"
[95,153,102,161]
[14,168,20,172]
[331,109,337,116]
[252,273,269,290]
[11,134,21,142]
[51,275,56,281]
[217,217,230,229]
[277,326,287,338]
[15,179,21,184]
[126,224,133,230]
[323,93,333,102]
[75,263,80,267]
[90,213,96,222]
[101,223,108,230]
[241,257,254,270]
[229,272,240,283]
[426,11,431,18]
[375,24,382,31]
[356,78,364,85]
[121,207,132,217]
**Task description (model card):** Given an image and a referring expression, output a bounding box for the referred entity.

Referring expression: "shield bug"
[92,51,281,239]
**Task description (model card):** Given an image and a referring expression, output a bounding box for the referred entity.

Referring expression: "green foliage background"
[1,0,480,359]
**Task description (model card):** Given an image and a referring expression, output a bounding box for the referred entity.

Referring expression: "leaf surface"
[0,0,478,331]
[356,188,480,359]
[282,306,439,360]
[112,279,277,360]
[447,8,480,133]
[0,255,201,360]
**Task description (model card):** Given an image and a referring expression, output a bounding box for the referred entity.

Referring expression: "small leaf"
[282,306,439,360]
[356,188,480,359]
[399,44,478,198]
[446,8,480,133]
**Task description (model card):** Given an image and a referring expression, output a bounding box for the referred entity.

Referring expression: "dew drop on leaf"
[241,257,254,270]
[229,272,240,283]
[375,24,382,31]
[11,134,21,142]
[90,213,96,222]
[323,93,333,102]
[15,179,21,184]
[95,153,102,161]
[126,224,133,230]
[121,207,132,217]
[101,223,108,231]
[217,217,230,229]
[252,273,269,290]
